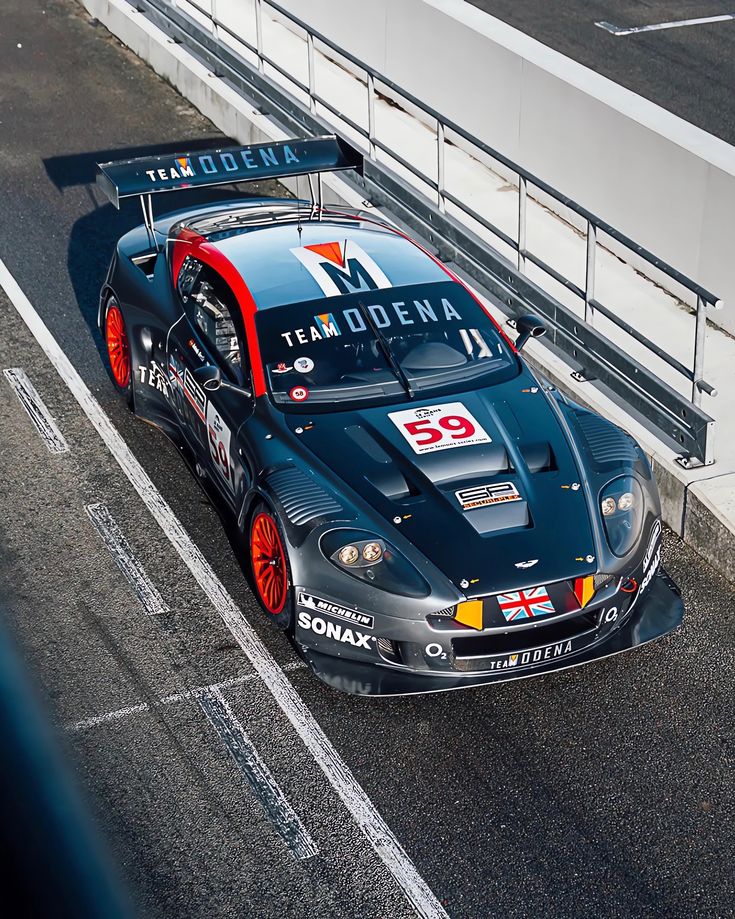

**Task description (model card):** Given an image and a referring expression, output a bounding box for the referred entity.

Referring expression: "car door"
[166,255,254,511]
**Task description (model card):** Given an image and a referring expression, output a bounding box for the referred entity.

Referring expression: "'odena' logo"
[291,240,392,297]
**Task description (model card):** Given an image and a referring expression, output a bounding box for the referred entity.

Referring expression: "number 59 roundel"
[388,402,492,455]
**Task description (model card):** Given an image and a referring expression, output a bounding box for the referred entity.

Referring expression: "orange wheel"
[250,508,289,616]
[105,300,131,391]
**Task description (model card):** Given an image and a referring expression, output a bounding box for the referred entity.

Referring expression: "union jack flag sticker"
[497,586,555,622]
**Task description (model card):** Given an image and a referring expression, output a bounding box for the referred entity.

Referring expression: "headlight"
[320,529,429,598]
[338,545,360,566]
[599,476,644,556]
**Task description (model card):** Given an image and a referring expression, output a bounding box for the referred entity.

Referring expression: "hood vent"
[520,441,556,473]
[573,411,637,466]
[267,466,344,525]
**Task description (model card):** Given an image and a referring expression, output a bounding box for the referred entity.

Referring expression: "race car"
[96,135,683,695]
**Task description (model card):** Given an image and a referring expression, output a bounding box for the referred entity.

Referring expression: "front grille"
[452,610,598,659]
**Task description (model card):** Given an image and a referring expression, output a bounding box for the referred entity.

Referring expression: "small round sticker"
[289,386,309,402]
[294,356,314,374]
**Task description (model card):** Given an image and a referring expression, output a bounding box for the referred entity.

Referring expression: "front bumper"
[297,568,683,696]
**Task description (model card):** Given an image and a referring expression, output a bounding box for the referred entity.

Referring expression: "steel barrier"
[129,0,719,465]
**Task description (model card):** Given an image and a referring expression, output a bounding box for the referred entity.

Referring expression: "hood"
[288,371,598,597]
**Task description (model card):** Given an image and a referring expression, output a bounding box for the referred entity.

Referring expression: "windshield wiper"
[358,301,413,399]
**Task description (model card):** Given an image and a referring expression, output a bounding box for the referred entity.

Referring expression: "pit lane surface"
[0,1,733,916]
[465,1,735,145]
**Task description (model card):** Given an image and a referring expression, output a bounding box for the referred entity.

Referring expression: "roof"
[201,218,449,310]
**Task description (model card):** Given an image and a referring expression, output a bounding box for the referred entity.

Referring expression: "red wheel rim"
[105,303,131,388]
[251,512,288,615]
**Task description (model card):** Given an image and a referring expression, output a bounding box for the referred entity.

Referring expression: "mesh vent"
[267,466,343,526]
[574,411,637,465]
[376,637,402,664]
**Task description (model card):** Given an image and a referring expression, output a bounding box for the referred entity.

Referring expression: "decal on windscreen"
[277,291,464,348]
[291,239,391,297]
[388,402,492,454]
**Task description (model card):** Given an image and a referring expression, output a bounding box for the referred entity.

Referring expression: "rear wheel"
[249,503,293,629]
[104,296,132,402]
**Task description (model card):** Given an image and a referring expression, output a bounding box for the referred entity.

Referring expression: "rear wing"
[96,134,362,209]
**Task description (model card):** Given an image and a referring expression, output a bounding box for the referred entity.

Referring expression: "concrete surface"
[1,1,734,917]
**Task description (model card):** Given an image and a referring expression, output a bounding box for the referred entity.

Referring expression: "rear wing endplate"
[96,134,362,209]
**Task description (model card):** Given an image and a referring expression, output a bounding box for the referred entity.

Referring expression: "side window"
[177,256,248,383]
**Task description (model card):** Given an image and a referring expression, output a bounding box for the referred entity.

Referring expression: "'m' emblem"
[291,239,391,297]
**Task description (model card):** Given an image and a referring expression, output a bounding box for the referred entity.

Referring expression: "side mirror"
[194,363,222,392]
[193,363,253,399]
[515,314,546,352]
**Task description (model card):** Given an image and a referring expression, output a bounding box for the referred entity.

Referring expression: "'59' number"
[389,402,492,455]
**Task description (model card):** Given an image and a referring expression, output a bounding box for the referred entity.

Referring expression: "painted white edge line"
[86,502,170,616]
[66,663,306,733]
[595,14,735,36]
[3,366,69,454]
[0,258,448,919]
[198,685,319,860]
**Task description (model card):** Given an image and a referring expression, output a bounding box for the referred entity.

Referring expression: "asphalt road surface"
[0,1,733,917]
[466,1,735,145]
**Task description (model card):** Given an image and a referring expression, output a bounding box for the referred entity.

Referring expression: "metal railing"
[132,0,720,464]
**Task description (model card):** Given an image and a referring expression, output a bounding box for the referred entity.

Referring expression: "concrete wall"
[271,0,735,331]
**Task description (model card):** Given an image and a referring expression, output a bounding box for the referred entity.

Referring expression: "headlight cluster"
[599,476,644,556]
[321,529,429,598]
[337,541,383,566]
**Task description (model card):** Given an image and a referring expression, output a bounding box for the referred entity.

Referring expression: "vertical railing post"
[436,120,446,213]
[692,294,706,407]
[306,31,316,113]
[517,175,527,273]
[585,221,597,325]
[366,72,376,159]
[254,0,264,73]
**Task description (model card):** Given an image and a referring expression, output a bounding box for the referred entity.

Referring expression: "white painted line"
[0,259,447,919]
[596,14,735,36]
[86,502,170,616]
[66,664,306,733]
[4,367,69,454]
[198,685,319,860]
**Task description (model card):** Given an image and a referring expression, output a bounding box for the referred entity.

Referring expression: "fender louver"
[573,410,638,466]
[267,466,344,526]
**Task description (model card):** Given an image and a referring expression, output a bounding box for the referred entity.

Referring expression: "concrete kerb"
[77,0,735,582]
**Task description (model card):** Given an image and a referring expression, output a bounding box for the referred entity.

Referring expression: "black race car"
[96,135,683,695]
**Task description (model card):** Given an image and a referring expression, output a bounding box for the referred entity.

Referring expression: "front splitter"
[300,569,684,696]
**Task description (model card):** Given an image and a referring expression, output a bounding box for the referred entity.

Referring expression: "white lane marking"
[0,259,448,919]
[198,685,319,860]
[66,664,306,733]
[3,367,69,454]
[86,502,170,616]
[596,13,735,36]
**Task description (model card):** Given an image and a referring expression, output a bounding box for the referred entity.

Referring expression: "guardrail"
[131,0,720,466]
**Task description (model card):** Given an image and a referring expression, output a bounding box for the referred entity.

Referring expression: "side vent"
[573,410,638,466]
[267,466,344,525]
[130,251,158,279]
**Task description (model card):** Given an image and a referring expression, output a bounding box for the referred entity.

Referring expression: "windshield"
[255,281,518,409]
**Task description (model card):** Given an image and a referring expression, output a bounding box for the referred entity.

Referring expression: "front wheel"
[104,296,133,405]
[249,503,293,630]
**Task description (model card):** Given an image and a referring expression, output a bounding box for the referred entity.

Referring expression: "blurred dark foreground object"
[0,612,132,919]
